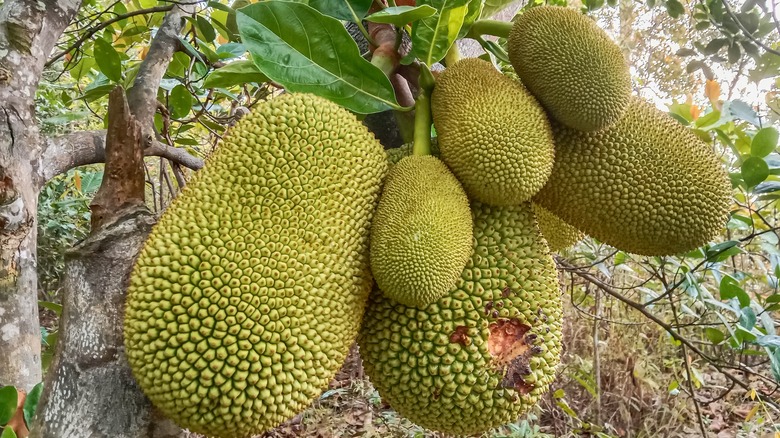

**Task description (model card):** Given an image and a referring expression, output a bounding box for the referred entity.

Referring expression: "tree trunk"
[0,0,84,390]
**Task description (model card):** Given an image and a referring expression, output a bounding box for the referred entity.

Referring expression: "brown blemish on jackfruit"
[449,325,470,346]
[488,319,538,394]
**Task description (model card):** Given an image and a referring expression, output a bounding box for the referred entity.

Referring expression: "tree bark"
[0,0,84,391]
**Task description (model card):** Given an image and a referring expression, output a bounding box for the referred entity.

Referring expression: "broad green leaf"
[665,0,684,18]
[480,0,516,18]
[309,0,372,22]
[0,386,17,426]
[365,5,437,25]
[216,43,246,59]
[739,307,757,330]
[720,275,750,308]
[169,85,192,119]
[204,60,268,88]
[458,0,483,39]
[413,0,470,66]
[93,38,122,83]
[705,240,739,260]
[166,52,190,78]
[22,383,43,428]
[705,327,725,344]
[237,1,402,114]
[751,127,779,158]
[196,15,217,42]
[1,427,17,438]
[726,99,760,126]
[756,335,780,349]
[742,156,770,187]
[38,301,63,316]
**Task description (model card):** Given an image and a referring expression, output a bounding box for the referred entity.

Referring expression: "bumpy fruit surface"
[508,6,631,131]
[532,203,583,252]
[360,199,562,435]
[370,154,473,308]
[124,93,388,438]
[535,97,731,256]
[432,58,555,206]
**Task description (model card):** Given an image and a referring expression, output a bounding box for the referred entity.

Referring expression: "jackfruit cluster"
[534,97,732,256]
[124,93,387,438]
[432,58,555,206]
[508,6,631,131]
[370,154,473,308]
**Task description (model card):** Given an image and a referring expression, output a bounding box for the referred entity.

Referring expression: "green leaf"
[742,156,770,187]
[705,240,739,260]
[22,383,43,428]
[38,301,63,316]
[1,427,17,438]
[739,307,757,330]
[169,85,192,119]
[166,52,190,78]
[756,335,780,349]
[481,0,516,18]
[458,0,483,38]
[705,327,725,344]
[196,15,217,42]
[751,127,779,158]
[203,60,268,89]
[237,1,402,114]
[308,0,372,22]
[0,386,17,426]
[726,99,760,126]
[720,275,750,308]
[665,0,685,18]
[93,38,122,83]
[365,5,437,26]
[216,43,246,59]
[412,0,470,66]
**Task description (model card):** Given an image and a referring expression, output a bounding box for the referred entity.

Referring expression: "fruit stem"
[412,65,435,156]
[444,43,461,67]
[467,19,512,39]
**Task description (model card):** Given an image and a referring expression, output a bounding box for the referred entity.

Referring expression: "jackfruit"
[534,97,731,256]
[532,203,584,252]
[370,154,473,308]
[432,58,555,206]
[508,6,631,132]
[124,93,388,438]
[359,201,562,436]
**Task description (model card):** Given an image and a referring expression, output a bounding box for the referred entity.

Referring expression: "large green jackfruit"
[124,93,388,438]
[370,154,473,308]
[360,198,562,434]
[432,58,555,206]
[535,97,732,256]
[508,6,631,132]
[532,203,584,252]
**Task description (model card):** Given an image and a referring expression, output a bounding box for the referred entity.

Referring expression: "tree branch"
[127,2,197,130]
[45,5,175,67]
[720,0,780,57]
[556,256,780,411]
[38,130,204,185]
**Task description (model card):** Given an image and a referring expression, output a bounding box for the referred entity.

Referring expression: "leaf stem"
[412,65,435,156]
[444,43,461,66]
[467,19,513,39]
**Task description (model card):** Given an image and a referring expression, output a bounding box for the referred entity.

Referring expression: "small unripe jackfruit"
[124,93,388,438]
[508,6,631,131]
[432,58,555,206]
[370,154,473,308]
[532,203,583,252]
[535,97,731,256]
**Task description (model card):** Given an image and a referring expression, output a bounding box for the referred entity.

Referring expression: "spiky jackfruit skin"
[124,93,388,438]
[370,154,473,308]
[532,203,583,252]
[359,200,562,436]
[432,58,555,206]
[508,6,631,132]
[535,97,731,256]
